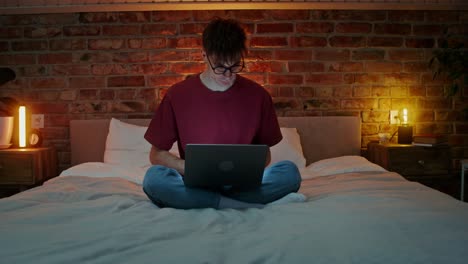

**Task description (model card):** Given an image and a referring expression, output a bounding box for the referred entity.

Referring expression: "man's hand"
[149,145,185,175]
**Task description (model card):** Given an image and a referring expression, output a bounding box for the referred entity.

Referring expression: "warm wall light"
[19,105,26,147]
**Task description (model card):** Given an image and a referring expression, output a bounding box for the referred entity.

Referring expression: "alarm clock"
[29,129,42,147]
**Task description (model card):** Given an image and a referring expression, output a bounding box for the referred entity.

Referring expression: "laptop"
[184,144,268,190]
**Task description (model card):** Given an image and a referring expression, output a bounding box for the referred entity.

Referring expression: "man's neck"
[199,71,234,92]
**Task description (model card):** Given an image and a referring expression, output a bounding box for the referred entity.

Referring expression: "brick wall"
[0,10,467,172]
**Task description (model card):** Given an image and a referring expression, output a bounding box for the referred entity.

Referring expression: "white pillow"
[104,118,152,167]
[270,127,306,168]
[104,119,303,168]
[104,118,179,168]
[299,155,387,179]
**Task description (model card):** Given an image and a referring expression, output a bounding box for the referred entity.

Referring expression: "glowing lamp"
[19,105,26,147]
[398,108,413,144]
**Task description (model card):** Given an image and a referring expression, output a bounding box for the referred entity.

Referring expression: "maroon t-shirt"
[144,74,282,159]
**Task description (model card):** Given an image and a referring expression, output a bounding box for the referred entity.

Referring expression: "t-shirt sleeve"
[254,93,282,147]
[144,94,178,151]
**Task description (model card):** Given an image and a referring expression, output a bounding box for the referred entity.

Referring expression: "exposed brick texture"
[0,10,467,172]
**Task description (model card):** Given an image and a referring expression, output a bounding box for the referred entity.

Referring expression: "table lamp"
[398,108,413,144]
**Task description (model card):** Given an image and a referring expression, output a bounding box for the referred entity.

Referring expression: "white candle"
[402,108,408,125]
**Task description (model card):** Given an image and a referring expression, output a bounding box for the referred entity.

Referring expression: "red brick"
[345,73,384,84]
[314,10,386,21]
[51,65,90,76]
[0,27,23,38]
[315,50,350,61]
[117,89,136,100]
[91,64,128,75]
[113,52,148,63]
[409,85,426,96]
[352,49,385,60]
[79,89,98,100]
[142,24,177,35]
[30,77,66,89]
[257,23,294,34]
[388,11,425,22]
[368,37,403,47]
[372,86,390,97]
[274,50,313,61]
[24,27,61,38]
[384,73,420,85]
[193,10,229,21]
[119,12,151,23]
[129,38,166,49]
[298,87,315,97]
[296,22,333,33]
[70,102,108,114]
[150,50,191,61]
[140,64,167,75]
[427,86,446,97]
[108,76,145,87]
[100,89,115,100]
[353,86,371,97]
[375,24,411,35]
[36,14,77,25]
[365,62,402,72]
[336,23,371,33]
[0,42,8,52]
[30,102,68,114]
[426,11,459,23]
[0,14,36,25]
[38,53,72,64]
[69,77,106,88]
[169,62,205,74]
[229,10,269,21]
[290,36,327,48]
[79,12,119,23]
[435,111,458,122]
[270,10,310,20]
[103,25,141,36]
[246,61,283,73]
[342,99,378,109]
[362,111,388,122]
[148,75,185,86]
[303,99,340,110]
[268,74,303,85]
[330,36,366,47]
[48,115,71,127]
[404,62,429,72]
[413,25,445,36]
[167,37,202,49]
[418,98,452,109]
[12,41,48,51]
[388,50,425,61]
[306,73,344,85]
[288,62,325,73]
[89,39,124,50]
[18,66,47,76]
[415,110,435,122]
[329,62,363,72]
[180,23,207,35]
[251,37,288,48]
[152,11,192,22]
[455,123,468,134]
[63,26,100,36]
[246,50,273,61]
[405,38,435,48]
[50,39,87,50]
[73,52,112,63]
[277,86,295,97]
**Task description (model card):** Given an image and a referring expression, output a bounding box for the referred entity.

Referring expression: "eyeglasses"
[206,56,244,75]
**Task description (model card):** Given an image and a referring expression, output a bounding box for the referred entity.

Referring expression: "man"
[143,18,302,209]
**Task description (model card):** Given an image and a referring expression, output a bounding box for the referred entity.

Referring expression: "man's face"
[204,53,244,89]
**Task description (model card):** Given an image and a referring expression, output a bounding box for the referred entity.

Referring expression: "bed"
[1,116,468,263]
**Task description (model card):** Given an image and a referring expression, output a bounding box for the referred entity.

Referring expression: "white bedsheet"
[1,161,468,263]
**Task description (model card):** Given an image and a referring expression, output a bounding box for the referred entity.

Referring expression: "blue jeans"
[142,160,301,209]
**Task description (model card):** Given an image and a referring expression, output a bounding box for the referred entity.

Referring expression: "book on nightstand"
[412,134,449,147]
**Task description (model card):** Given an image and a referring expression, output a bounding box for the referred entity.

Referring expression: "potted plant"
[429,32,468,120]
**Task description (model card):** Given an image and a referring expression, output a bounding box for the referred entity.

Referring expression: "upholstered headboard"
[70,116,361,166]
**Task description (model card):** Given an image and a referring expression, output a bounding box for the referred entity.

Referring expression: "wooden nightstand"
[367,142,458,198]
[0,147,58,198]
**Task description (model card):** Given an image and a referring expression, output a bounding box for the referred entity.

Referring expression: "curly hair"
[202,18,247,63]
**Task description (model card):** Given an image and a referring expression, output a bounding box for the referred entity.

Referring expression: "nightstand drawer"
[0,153,35,184]
[387,146,450,176]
